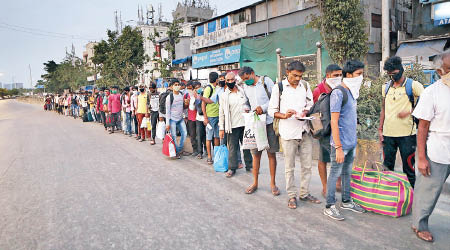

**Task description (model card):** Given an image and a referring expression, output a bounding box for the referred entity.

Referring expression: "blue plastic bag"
[213,145,229,172]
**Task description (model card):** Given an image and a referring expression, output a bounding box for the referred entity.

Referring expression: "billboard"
[434,2,450,26]
[192,45,240,69]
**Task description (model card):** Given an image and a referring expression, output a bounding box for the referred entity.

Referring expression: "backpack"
[307,85,348,140]
[159,91,174,115]
[72,96,77,105]
[384,78,419,127]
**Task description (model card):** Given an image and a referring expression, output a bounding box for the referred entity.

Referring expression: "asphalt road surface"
[0,99,449,250]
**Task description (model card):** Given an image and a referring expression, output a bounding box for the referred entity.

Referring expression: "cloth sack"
[242,112,257,150]
[147,120,152,131]
[351,162,413,217]
[162,134,176,157]
[254,113,269,151]
[156,121,166,140]
[213,144,229,172]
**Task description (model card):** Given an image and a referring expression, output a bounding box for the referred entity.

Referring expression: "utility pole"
[382,0,390,71]
[28,64,33,93]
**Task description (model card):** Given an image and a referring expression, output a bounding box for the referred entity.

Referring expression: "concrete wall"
[175,37,192,60]
[411,1,450,37]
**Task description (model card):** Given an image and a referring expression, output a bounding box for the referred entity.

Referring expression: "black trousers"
[196,121,206,155]
[111,112,121,131]
[100,111,107,128]
[227,127,253,171]
[187,120,198,153]
[132,114,139,135]
[383,135,416,187]
[150,111,159,140]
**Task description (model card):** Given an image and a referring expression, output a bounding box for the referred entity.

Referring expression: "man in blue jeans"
[165,79,188,159]
[324,60,366,221]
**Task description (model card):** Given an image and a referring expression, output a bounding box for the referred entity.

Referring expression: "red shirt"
[312,79,331,103]
[186,93,197,121]
[108,93,122,113]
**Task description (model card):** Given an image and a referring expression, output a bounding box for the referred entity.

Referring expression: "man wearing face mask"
[136,84,149,141]
[149,83,160,144]
[108,86,122,134]
[313,64,343,197]
[165,79,188,159]
[240,66,279,196]
[411,51,450,243]
[324,60,366,221]
[130,86,139,137]
[380,56,424,188]
[219,72,253,177]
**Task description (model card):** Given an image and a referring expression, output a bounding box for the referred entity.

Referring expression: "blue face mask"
[197,88,203,94]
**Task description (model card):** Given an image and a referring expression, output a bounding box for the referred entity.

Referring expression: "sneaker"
[323,205,345,221]
[340,201,366,213]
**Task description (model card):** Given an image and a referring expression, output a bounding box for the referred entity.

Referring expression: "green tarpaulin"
[240,25,332,83]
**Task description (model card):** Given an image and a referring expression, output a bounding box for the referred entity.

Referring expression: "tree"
[92,26,147,87]
[309,0,369,65]
[40,51,91,93]
[148,17,183,78]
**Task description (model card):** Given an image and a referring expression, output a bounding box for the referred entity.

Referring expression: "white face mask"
[326,77,342,89]
[343,75,364,99]
[441,70,450,87]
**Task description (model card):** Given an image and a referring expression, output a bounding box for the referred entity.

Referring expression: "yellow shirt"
[382,80,424,137]
[137,93,148,114]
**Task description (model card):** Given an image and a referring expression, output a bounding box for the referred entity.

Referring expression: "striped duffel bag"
[350,162,413,217]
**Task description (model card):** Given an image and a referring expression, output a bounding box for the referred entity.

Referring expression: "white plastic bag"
[254,114,269,151]
[242,112,257,150]
[140,117,148,128]
[156,121,166,140]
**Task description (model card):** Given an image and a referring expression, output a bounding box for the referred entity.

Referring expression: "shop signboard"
[192,45,241,69]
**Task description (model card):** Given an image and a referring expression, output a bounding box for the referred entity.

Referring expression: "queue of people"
[43,51,450,243]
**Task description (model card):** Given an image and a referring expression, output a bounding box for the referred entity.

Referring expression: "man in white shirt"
[268,61,320,209]
[411,51,450,243]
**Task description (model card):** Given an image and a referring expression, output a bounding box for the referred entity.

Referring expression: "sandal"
[225,170,235,178]
[238,163,244,169]
[412,227,434,242]
[197,154,203,160]
[207,158,213,165]
[150,140,155,145]
[288,197,297,209]
[271,186,280,196]
[245,185,258,194]
[299,194,322,204]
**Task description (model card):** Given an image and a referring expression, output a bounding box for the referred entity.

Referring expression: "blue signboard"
[434,2,450,26]
[192,45,241,69]
[420,0,442,4]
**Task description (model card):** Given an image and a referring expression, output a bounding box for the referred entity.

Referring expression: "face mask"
[112,90,117,94]
[441,71,450,87]
[140,89,145,93]
[326,77,342,89]
[173,86,181,92]
[389,68,404,82]
[244,79,255,86]
[218,80,226,87]
[343,75,364,99]
[226,81,236,89]
[197,88,203,94]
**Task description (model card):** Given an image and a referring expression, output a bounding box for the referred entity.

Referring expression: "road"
[0,99,449,250]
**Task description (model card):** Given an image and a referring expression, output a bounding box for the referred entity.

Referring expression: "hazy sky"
[0,0,257,88]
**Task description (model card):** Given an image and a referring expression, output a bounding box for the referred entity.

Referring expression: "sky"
[0,0,257,88]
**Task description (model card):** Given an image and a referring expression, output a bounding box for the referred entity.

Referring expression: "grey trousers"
[412,157,450,231]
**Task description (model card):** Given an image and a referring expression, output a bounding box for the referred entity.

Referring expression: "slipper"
[225,170,235,178]
[412,227,434,242]
[271,186,280,196]
[288,197,297,209]
[299,194,322,204]
[150,140,155,145]
[207,158,213,165]
[245,185,258,194]
[238,163,244,169]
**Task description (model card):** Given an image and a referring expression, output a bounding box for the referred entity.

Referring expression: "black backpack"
[307,85,348,140]
[159,91,174,115]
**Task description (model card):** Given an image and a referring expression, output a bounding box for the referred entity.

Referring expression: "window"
[208,20,216,33]
[232,11,246,24]
[371,13,382,28]
[197,25,204,36]
[220,16,229,29]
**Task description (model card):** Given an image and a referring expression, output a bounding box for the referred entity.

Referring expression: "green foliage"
[309,0,369,65]
[40,52,92,93]
[92,26,147,87]
[404,63,427,84]
[0,88,21,97]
